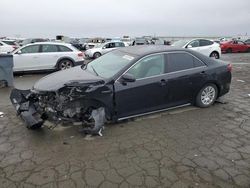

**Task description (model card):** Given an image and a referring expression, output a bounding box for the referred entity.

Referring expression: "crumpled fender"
[10,88,44,129]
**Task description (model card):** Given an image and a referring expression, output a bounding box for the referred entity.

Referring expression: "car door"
[13,44,41,71]
[198,39,214,56]
[114,53,168,119]
[237,41,248,52]
[186,40,200,52]
[40,44,60,69]
[165,52,207,107]
[102,42,116,54]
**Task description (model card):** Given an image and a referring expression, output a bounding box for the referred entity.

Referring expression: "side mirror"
[187,45,192,48]
[121,73,136,83]
[16,50,22,54]
[102,46,106,49]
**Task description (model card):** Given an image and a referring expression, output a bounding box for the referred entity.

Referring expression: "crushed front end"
[10,82,111,136]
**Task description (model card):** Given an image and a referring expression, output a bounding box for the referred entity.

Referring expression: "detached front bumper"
[10,89,44,129]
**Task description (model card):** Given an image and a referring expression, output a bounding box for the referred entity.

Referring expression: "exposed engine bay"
[10,84,110,136]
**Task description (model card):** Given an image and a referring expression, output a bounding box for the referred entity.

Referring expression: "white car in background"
[0,41,15,53]
[85,41,125,59]
[172,39,221,59]
[12,42,84,72]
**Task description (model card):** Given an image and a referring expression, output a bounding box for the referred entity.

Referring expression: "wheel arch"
[210,51,220,58]
[55,57,75,68]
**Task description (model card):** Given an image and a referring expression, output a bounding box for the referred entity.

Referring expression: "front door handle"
[159,79,167,86]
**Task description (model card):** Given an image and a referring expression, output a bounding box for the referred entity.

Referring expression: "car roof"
[117,45,193,56]
[24,42,73,47]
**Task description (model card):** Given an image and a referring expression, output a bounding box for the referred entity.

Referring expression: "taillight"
[78,52,84,57]
[227,64,232,72]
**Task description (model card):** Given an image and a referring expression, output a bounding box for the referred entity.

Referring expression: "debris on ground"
[237,79,245,83]
[0,112,4,118]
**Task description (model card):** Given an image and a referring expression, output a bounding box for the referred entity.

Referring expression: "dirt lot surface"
[0,53,250,188]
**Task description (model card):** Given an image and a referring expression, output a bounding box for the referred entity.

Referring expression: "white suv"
[85,41,125,59]
[12,42,84,72]
[0,41,15,53]
[172,39,221,59]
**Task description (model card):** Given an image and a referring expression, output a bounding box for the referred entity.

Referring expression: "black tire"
[209,51,220,59]
[247,48,250,53]
[93,52,101,59]
[57,59,73,70]
[226,48,232,53]
[196,83,218,108]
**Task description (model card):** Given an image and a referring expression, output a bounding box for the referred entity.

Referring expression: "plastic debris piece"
[237,79,245,83]
[0,112,4,118]
[248,94,250,97]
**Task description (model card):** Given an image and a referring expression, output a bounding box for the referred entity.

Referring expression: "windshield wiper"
[91,65,99,76]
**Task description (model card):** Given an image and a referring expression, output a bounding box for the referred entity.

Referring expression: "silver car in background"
[84,41,125,59]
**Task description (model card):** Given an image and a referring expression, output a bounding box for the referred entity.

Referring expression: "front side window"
[188,40,199,48]
[41,45,58,53]
[86,51,135,78]
[20,45,40,54]
[127,54,165,79]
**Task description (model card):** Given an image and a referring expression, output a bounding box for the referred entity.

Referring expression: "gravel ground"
[0,53,250,188]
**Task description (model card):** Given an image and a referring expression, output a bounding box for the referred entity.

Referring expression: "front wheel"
[93,52,101,59]
[196,84,218,108]
[226,48,232,53]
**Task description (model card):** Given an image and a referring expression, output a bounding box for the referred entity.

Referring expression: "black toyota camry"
[10,46,232,135]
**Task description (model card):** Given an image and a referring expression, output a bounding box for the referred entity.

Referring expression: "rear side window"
[58,45,73,52]
[41,45,58,53]
[167,53,205,73]
[115,42,125,47]
[199,40,213,46]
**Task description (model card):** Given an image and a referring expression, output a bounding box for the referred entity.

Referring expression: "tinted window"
[3,41,15,45]
[127,54,165,79]
[199,40,213,46]
[193,57,205,67]
[167,53,204,72]
[58,45,72,52]
[20,45,40,54]
[41,45,58,52]
[238,41,245,45]
[188,40,199,48]
[115,42,125,47]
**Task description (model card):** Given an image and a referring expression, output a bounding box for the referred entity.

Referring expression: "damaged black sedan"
[10,46,232,135]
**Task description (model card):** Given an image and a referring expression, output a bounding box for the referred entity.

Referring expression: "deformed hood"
[33,66,104,91]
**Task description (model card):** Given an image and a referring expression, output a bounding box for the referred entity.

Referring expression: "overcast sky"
[1,0,250,38]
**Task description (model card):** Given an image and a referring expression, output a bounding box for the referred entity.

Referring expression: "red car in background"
[220,40,250,53]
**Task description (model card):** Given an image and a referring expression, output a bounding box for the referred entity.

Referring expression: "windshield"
[86,51,135,78]
[171,40,189,47]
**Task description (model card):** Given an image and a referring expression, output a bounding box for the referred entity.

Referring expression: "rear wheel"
[196,84,218,108]
[58,59,73,70]
[209,51,219,59]
[93,52,101,59]
[226,48,232,53]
